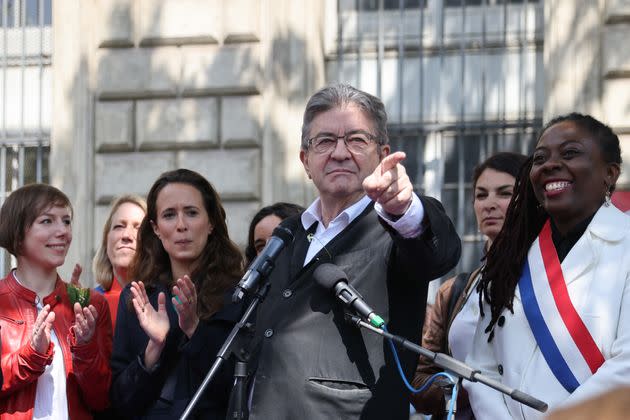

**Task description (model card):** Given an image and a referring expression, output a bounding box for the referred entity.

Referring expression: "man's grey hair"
[301,83,389,150]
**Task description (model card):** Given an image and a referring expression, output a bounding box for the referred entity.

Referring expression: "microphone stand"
[435,375,460,417]
[180,282,271,420]
[344,314,548,414]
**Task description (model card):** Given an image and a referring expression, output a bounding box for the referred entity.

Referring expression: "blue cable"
[382,324,458,420]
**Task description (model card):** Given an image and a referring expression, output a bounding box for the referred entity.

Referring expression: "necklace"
[13,270,43,306]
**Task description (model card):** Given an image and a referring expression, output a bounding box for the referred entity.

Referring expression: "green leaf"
[67,283,90,308]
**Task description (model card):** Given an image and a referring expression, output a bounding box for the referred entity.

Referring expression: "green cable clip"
[370,314,385,328]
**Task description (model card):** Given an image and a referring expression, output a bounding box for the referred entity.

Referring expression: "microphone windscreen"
[313,263,348,290]
[272,216,299,243]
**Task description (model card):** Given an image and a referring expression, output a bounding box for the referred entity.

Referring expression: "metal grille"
[328,0,543,275]
[0,0,51,275]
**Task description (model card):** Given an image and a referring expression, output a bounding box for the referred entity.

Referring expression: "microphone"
[232,218,298,302]
[313,263,385,328]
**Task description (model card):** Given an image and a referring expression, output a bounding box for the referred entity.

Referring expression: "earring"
[604,189,612,207]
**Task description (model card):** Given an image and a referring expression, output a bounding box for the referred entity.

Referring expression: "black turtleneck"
[550,213,596,263]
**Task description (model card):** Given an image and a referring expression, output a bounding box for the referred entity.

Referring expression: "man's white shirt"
[301,193,425,266]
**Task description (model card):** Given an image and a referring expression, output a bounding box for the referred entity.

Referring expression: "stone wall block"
[95,151,175,201]
[136,98,219,149]
[223,201,261,247]
[97,47,180,98]
[224,0,261,43]
[177,149,260,200]
[606,0,630,23]
[93,204,111,252]
[221,95,261,147]
[181,45,261,94]
[96,0,134,47]
[604,24,630,76]
[603,78,630,130]
[618,134,630,187]
[138,0,221,46]
[95,101,134,151]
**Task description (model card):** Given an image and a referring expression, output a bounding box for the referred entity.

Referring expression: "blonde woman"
[93,195,147,327]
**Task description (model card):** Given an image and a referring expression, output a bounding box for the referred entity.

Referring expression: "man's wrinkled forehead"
[308,103,376,137]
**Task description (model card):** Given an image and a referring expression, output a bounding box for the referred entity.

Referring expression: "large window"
[353,0,425,10]
[0,0,51,274]
[348,0,540,10]
[437,127,537,270]
[5,0,52,27]
[444,0,538,6]
[328,0,543,279]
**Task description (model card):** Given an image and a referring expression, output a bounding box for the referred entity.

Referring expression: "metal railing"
[329,0,543,275]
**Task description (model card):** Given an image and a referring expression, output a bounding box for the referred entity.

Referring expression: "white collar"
[301,195,372,231]
[587,204,630,242]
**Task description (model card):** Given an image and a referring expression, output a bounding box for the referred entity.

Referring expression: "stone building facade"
[52,0,326,282]
[49,0,630,283]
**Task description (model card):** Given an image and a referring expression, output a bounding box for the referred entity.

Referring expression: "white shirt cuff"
[374,193,425,238]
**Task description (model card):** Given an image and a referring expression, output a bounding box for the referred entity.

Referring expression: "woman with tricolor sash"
[464,113,630,419]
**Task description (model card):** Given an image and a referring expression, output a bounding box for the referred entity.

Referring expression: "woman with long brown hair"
[110,169,244,419]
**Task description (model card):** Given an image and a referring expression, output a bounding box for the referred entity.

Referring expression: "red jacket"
[94,276,123,329]
[0,272,112,419]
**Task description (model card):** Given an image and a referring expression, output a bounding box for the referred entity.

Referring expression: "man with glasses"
[247,83,461,419]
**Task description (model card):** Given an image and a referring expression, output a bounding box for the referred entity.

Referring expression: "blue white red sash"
[518,220,604,393]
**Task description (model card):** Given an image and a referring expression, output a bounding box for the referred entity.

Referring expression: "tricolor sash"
[518,220,605,393]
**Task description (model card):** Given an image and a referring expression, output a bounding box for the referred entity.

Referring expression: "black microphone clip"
[314,263,385,328]
[343,312,362,327]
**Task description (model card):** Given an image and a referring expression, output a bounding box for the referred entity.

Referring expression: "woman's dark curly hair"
[129,168,243,320]
[477,113,622,340]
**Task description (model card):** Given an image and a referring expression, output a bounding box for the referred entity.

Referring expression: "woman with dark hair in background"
[93,194,147,328]
[0,184,111,419]
[411,152,527,419]
[110,169,244,419]
[244,202,304,265]
[465,114,630,418]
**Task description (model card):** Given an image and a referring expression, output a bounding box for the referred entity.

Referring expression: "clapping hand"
[73,303,98,344]
[363,151,413,216]
[131,281,170,369]
[131,281,169,345]
[31,304,55,354]
[172,275,199,339]
[70,263,83,287]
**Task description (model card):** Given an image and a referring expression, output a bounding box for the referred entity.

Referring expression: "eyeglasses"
[307,131,378,154]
